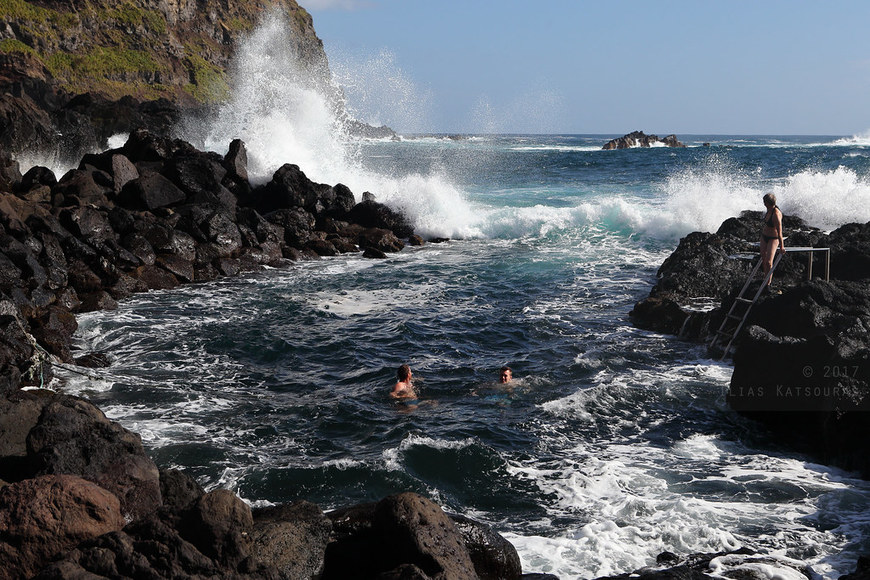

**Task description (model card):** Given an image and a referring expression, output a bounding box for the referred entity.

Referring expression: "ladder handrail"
[710,252,783,361]
[717,252,783,360]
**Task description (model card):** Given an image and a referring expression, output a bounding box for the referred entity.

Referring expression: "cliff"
[0,0,331,155]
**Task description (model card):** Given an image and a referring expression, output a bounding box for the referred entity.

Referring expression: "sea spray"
[190,11,349,183]
[329,48,433,135]
[774,166,870,231]
[181,11,480,240]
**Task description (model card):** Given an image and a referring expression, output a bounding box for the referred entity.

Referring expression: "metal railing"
[782,246,830,281]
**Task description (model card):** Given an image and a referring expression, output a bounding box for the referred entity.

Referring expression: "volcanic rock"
[602,131,686,149]
[26,395,162,520]
[252,501,333,580]
[323,493,479,580]
[346,199,414,238]
[0,474,125,580]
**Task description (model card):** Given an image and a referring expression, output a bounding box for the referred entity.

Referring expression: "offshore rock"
[602,131,686,150]
[0,474,125,580]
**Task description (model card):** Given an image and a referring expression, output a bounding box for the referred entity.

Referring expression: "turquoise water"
[62,134,870,578]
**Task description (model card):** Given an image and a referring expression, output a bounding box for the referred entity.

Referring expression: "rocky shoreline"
[0,131,548,579]
[631,211,870,477]
[0,134,867,577]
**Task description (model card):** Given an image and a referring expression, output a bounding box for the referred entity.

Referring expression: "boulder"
[0,315,35,394]
[178,488,254,568]
[59,206,115,243]
[328,183,356,217]
[53,168,111,206]
[0,151,22,193]
[345,199,414,238]
[131,264,180,290]
[38,232,69,289]
[224,138,249,182]
[202,210,243,256]
[26,395,162,520]
[164,153,228,200]
[17,165,57,192]
[307,238,338,257]
[78,290,119,312]
[254,163,318,213]
[0,474,125,580]
[111,153,140,195]
[629,296,690,336]
[121,232,157,266]
[0,390,54,481]
[323,493,479,580]
[450,514,522,580]
[157,254,195,282]
[118,170,187,211]
[37,516,225,579]
[358,228,405,253]
[159,468,204,513]
[66,259,104,293]
[30,305,78,362]
[252,501,333,580]
[267,207,316,248]
[363,247,388,259]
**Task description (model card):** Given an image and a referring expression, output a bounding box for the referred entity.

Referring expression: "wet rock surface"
[602,131,686,149]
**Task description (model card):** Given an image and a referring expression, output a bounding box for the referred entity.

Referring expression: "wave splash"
[180,12,478,240]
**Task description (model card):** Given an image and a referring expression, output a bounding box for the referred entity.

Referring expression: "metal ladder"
[710,252,783,361]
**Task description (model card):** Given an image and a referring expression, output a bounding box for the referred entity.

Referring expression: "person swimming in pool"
[390,364,417,400]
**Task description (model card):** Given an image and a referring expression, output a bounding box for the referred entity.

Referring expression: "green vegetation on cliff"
[0,0,323,105]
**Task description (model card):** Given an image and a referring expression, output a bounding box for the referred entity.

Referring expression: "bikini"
[761,207,779,242]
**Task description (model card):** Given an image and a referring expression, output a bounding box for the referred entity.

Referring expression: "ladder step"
[726,314,742,321]
[735,298,753,304]
[716,329,732,336]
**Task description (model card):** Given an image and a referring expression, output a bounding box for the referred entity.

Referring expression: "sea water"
[55,14,870,579]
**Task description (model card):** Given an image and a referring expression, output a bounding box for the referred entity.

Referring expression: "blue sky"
[304,1,870,135]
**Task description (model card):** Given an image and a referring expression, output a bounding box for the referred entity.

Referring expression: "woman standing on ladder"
[761,193,786,292]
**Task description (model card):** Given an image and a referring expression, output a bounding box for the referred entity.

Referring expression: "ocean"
[52,15,870,580]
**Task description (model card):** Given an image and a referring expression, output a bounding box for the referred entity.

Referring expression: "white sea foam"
[833,130,870,147]
[505,432,864,579]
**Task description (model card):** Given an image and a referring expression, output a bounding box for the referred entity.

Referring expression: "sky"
[303,0,870,136]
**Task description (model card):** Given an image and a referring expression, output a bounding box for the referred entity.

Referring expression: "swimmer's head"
[499,366,512,383]
[397,364,412,382]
